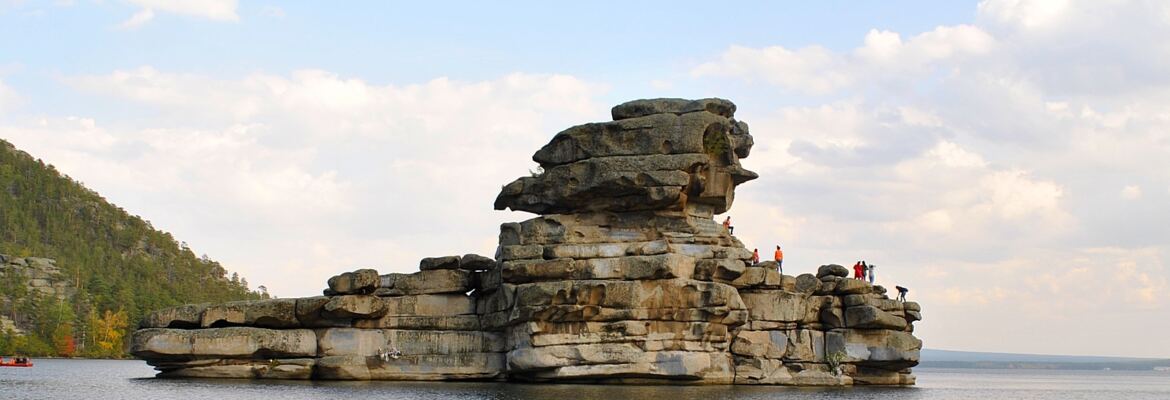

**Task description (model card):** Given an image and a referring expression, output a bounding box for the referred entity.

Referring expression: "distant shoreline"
[920,360,1170,371]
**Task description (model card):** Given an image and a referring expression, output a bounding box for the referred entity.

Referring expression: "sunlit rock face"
[130,98,921,385]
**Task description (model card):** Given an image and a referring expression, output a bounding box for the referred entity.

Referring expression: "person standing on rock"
[751,248,760,265]
[774,245,784,274]
[867,263,875,284]
[896,285,909,302]
[860,261,868,281]
[853,261,864,280]
[723,216,734,235]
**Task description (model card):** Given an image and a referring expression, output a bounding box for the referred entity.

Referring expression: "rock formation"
[131,98,923,385]
[1,255,75,334]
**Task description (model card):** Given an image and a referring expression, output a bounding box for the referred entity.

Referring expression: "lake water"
[2,359,1169,400]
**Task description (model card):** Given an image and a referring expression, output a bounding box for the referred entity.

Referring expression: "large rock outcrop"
[131,98,922,385]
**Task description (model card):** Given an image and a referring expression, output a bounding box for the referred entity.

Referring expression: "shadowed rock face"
[494,98,757,217]
[130,98,922,386]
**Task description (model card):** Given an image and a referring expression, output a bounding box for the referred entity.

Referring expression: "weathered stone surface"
[819,304,845,329]
[494,101,759,216]
[510,304,748,326]
[534,111,733,166]
[460,253,496,271]
[731,330,787,359]
[844,305,908,330]
[328,269,379,295]
[316,328,504,357]
[610,98,736,121]
[508,344,734,383]
[905,310,922,323]
[295,297,351,328]
[475,268,502,292]
[353,315,482,331]
[131,327,316,359]
[501,254,696,283]
[153,358,315,379]
[377,294,476,317]
[834,278,873,295]
[511,321,731,348]
[323,295,387,319]
[495,155,705,215]
[816,264,849,278]
[315,353,505,380]
[499,244,544,261]
[740,291,805,323]
[852,367,916,385]
[419,255,461,271]
[392,269,472,295]
[730,266,767,288]
[513,279,744,311]
[711,259,746,281]
[785,329,825,362]
[826,329,921,369]
[793,274,821,294]
[140,304,207,329]
[201,299,299,329]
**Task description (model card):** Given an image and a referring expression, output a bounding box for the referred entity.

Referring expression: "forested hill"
[0,139,266,357]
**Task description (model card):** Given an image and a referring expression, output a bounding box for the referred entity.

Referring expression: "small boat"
[0,356,33,367]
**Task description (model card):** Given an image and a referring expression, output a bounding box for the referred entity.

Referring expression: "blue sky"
[2,1,1168,357]
[3,1,975,109]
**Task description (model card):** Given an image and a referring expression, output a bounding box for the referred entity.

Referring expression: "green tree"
[0,139,266,357]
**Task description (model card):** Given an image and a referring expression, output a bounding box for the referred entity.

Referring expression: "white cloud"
[697,0,1170,357]
[977,0,1074,30]
[692,45,851,94]
[692,25,994,95]
[118,8,153,28]
[9,68,607,297]
[119,0,238,28]
[1121,185,1142,199]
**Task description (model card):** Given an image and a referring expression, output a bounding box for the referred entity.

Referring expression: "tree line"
[0,139,267,357]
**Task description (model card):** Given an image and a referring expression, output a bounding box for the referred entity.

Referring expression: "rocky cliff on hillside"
[130,98,923,385]
[1,255,75,334]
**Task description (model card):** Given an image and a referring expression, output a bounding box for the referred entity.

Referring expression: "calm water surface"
[2,359,1169,400]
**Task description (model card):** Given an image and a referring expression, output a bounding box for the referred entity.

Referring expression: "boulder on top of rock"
[459,254,496,271]
[844,305,907,330]
[327,269,379,295]
[131,327,317,359]
[140,303,208,329]
[322,295,387,319]
[533,111,732,166]
[200,299,299,329]
[420,256,462,271]
[494,98,757,216]
[794,274,821,294]
[610,98,736,120]
[816,264,849,279]
[392,269,472,295]
[834,279,873,295]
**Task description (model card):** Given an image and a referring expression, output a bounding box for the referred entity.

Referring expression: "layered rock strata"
[131,98,922,385]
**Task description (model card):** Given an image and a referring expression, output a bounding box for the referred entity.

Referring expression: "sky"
[1,0,1167,358]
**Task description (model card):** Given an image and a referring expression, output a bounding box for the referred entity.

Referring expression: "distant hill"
[921,348,1170,370]
[0,139,266,357]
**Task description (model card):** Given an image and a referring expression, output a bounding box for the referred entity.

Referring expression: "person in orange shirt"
[723,216,734,235]
[774,245,784,274]
[751,248,760,265]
